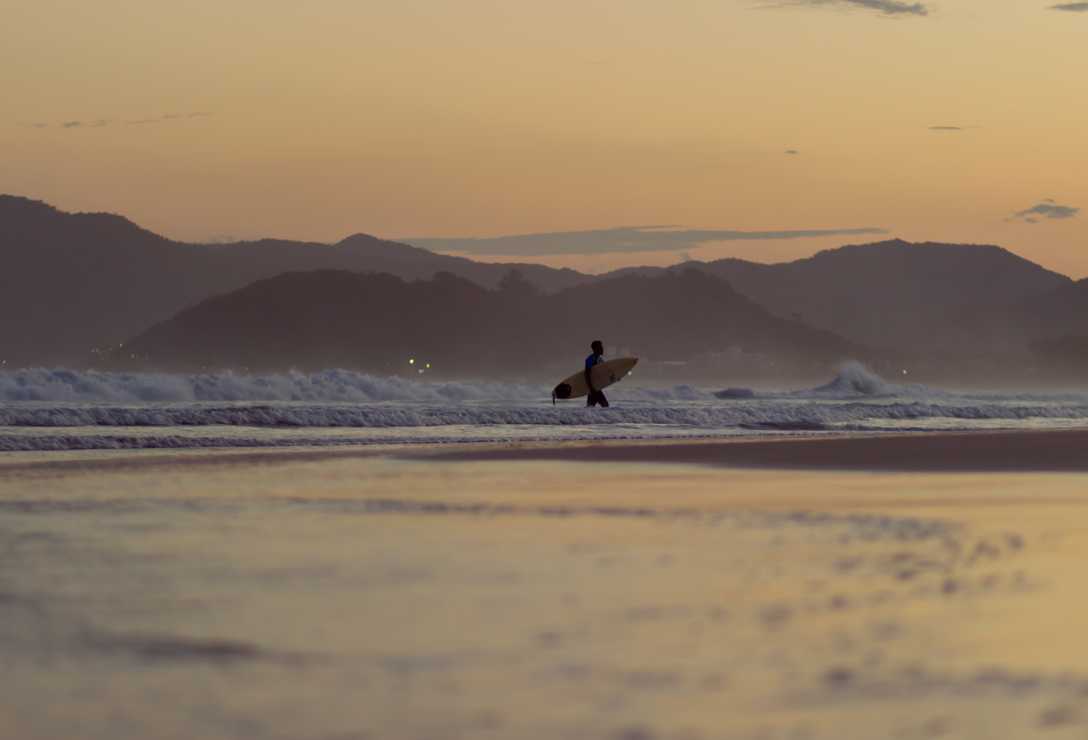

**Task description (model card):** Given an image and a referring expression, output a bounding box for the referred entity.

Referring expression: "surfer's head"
[591,340,604,355]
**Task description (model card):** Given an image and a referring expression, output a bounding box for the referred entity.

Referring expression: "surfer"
[585,340,610,408]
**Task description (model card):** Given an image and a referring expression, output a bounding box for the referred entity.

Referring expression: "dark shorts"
[587,390,609,408]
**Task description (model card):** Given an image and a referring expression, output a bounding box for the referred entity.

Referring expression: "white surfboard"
[552,357,638,402]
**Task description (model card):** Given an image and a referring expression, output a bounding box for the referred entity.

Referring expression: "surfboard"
[552,357,638,402]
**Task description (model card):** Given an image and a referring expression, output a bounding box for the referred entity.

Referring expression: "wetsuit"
[585,352,609,407]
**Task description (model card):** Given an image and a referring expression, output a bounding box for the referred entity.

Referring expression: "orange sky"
[2,0,1086,276]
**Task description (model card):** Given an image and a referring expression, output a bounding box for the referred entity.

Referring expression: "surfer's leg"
[599,391,609,408]
[586,391,597,407]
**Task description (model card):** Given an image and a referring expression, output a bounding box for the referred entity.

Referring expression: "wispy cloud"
[766,0,929,17]
[1050,2,1088,11]
[929,125,963,131]
[29,112,212,130]
[61,119,110,129]
[127,112,212,125]
[1009,199,1080,224]
[785,148,800,155]
[405,226,889,257]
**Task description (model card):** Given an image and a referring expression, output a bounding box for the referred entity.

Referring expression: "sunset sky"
[3,0,1086,275]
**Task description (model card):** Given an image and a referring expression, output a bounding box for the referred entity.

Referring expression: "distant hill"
[0,195,588,365]
[598,239,1074,359]
[116,268,866,378]
[1012,279,1088,379]
[1015,278,1088,337]
[5,195,1085,379]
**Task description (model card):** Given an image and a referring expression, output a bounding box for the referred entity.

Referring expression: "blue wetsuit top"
[585,353,603,370]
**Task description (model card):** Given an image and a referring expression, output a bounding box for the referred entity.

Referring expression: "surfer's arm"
[584,359,597,393]
[584,366,596,393]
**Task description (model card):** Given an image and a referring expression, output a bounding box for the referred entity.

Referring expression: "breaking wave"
[0,363,935,405]
[0,367,729,406]
[2,365,1088,452]
[802,361,930,398]
[710,362,932,401]
[2,400,1087,430]
[0,368,539,403]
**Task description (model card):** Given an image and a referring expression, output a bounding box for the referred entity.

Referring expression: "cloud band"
[406,226,889,256]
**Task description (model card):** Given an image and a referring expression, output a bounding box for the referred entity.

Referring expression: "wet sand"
[3,433,1088,738]
[4,428,1086,476]
[426,428,1088,472]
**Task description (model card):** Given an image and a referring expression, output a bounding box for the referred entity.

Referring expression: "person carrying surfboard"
[550,347,636,404]
[585,340,610,408]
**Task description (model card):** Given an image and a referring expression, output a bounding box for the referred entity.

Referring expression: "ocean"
[2,362,1087,453]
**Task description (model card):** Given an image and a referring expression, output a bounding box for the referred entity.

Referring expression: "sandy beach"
[3,430,1088,739]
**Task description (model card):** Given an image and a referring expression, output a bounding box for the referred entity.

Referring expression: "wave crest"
[0,368,541,404]
[805,361,927,398]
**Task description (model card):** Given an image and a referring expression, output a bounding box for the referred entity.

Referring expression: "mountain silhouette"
[1008,279,1088,378]
[0,195,587,365]
[605,240,1073,356]
[1014,278,1088,337]
[115,268,865,378]
[4,195,1085,378]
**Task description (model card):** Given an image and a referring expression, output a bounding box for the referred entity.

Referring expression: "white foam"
[3,367,1088,454]
[0,363,926,405]
[0,368,540,403]
[801,361,930,398]
[2,398,1087,430]
[1,367,732,407]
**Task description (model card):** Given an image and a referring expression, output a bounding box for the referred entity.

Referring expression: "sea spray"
[0,368,723,405]
[0,368,540,404]
[802,361,931,398]
[0,363,925,405]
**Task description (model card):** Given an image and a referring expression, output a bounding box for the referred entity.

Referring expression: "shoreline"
[1,427,1087,474]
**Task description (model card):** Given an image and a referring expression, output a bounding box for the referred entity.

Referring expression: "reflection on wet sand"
[2,445,1088,739]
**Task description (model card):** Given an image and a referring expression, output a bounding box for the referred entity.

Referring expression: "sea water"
[2,363,1087,453]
